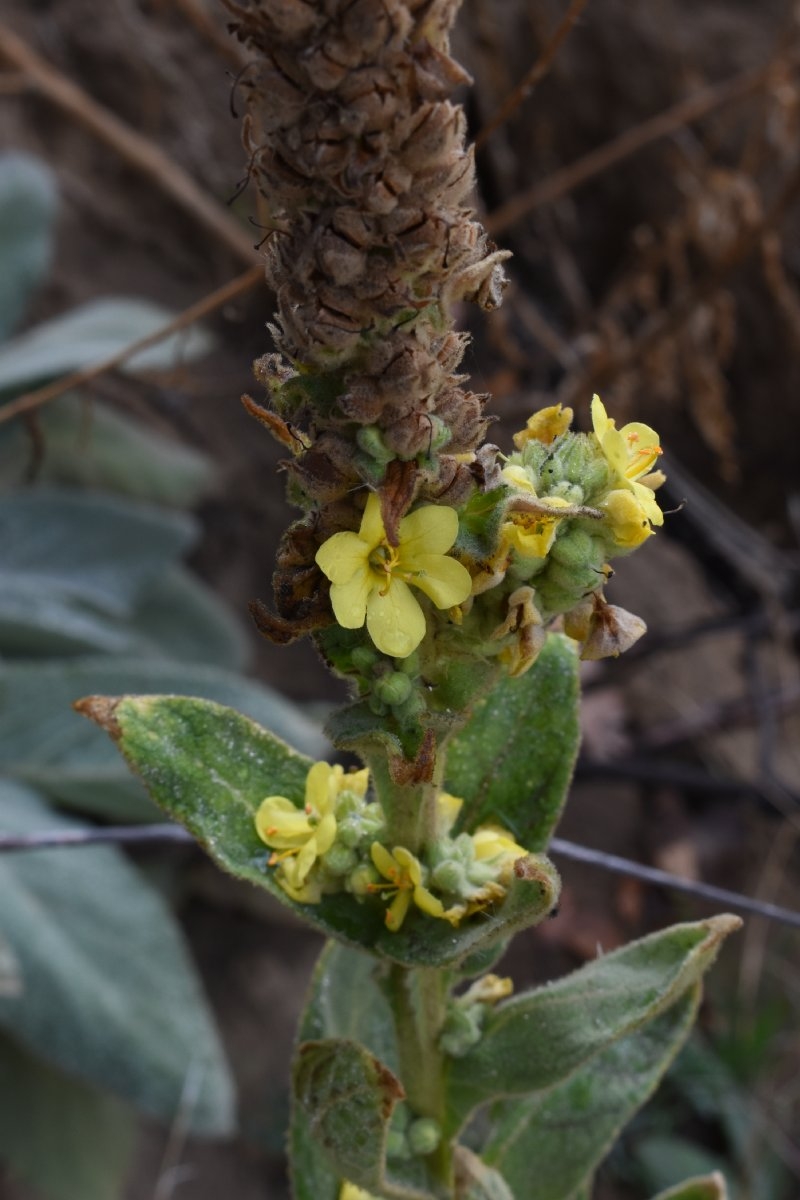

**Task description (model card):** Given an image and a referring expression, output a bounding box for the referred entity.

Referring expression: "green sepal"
[445,634,580,848]
[650,1175,729,1200]
[482,985,700,1199]
[443,915,740,1136]
[457,488,507,560]
[80,694,559,967]
[324,697,417,760]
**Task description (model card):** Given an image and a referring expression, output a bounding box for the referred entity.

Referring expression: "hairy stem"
[387,963,452,1191]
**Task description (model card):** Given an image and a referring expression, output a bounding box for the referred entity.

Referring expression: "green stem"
[366,741,447,854]
[387,963,453,1193]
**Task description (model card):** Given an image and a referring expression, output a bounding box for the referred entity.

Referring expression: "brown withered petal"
[379,459,420,544]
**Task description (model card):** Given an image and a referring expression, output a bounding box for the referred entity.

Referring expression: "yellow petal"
[500,464,537,493]
[602,489,653,549]
[304,761,336,812]
[277,865,323,904]
[591,394,612,441]
[435,791,463,836]
[394,845,421,885]
[386,889,412,931]
[346,767,370,798]
[371,841,397,880]
[631,480,663,526]
[290,839,318,884]
[315,531,370,585]
[473,825,526,862]
[408,553,473,609]
[513,403,573,449]
[340,1185,380,1200]
[599,424,631,478]
[366,579,426,658]
[504,515,561,559]
[314,811,338,856]
[358,492,386,548]
[398,504,459,558]
[255,797,310,848]
[330,567,373,629]
[413,884,445,919]
[619,421,661,478]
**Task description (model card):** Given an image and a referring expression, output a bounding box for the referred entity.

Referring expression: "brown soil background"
[1,0,799,1197]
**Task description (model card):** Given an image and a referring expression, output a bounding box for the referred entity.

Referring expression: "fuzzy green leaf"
[1,487,194,610]
[650,1174,729,1200]
[82,693,560,966]
[294,1039,405,1193]
[443,916,740,1135]
[0,1033,135,1200]
[0,656,327,821]
[0,394,215,506]
[482,986,700,1199]
[0,297,213,396]
[0,782,235,1133]
[291,942,397,1200]
[0,153,57,339]
[0,934,21,999]
[445,635,580,849]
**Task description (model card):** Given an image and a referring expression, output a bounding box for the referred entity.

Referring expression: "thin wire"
[1,823,798,931]
[549,837,800,931]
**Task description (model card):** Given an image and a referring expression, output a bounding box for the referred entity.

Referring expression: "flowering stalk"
[79,3,740,1197]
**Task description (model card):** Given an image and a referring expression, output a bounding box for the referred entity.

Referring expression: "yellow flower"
[369,843,446,931]
[315,493,472,658]
[500,465,574,559]
[472,825,528,882]
[591,394,664,529]
[601,488,653,549]
[255,762,369,903]
[513,402,573,449]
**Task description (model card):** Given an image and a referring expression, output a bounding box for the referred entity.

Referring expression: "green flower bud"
[439,1005,483,1057]
[546,481,584,505]
[549,527,600,569]
[351,645,378,672]
[321,843,357,875]
[408,1118,442,1157]
[546,432,598,483]
[394,690,426,723]
[386,1130,412,1160]
[431,859,467,893]
[542,559,602,595]
[356,424,395,463]
[347,862,380,898]
[374,671,413,706]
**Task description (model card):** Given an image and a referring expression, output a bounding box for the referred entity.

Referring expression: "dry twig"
[0,264,265,426]
[167,0,248,68]
[0,21,257,264]
[475,0,589,151]
[486,61,774,236]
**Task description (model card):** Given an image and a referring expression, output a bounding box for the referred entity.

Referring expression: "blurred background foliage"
[0,1,798,1198]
